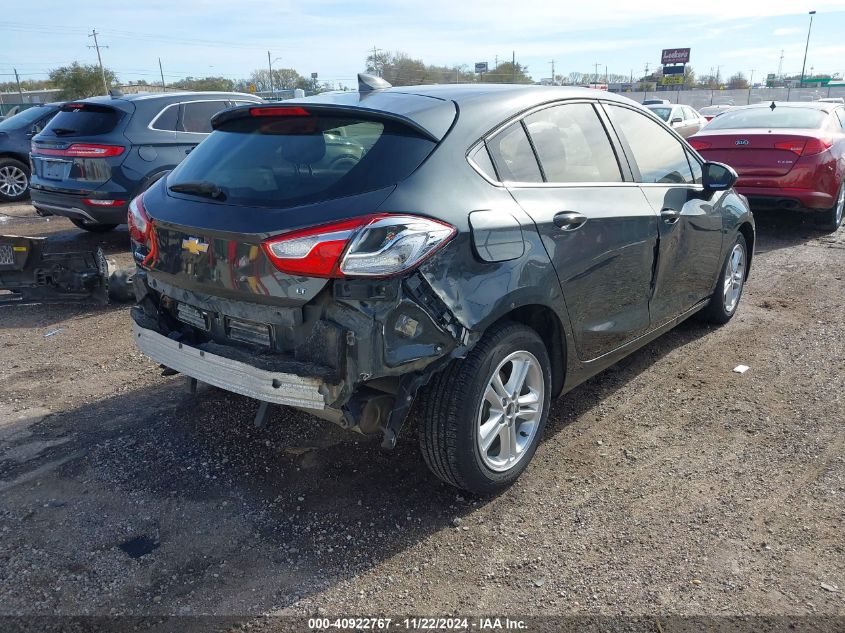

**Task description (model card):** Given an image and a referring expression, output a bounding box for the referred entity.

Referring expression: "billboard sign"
[662,65,685,75]
[661,48,690,64]
[475,62,488,73]
[661,75,685,86]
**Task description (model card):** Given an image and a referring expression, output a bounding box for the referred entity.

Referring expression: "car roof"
[295,84,640,142]
[78,91,257,104]
[728,101,839,114]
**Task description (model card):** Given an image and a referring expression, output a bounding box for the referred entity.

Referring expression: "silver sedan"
[645,103,707,138]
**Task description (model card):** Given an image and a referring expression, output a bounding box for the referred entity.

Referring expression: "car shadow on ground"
[0,311,719,623]
[751,208,842,254]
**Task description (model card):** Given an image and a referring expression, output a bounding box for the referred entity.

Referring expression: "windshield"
[0,106,52,131]
[167,113,436,208]
[649,107,672,121]
[705,107,827,130]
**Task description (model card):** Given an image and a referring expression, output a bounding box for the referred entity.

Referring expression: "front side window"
[606,105,694,185]
[179,101,229,134]
[486,122,542,183]
[523,103,621,183]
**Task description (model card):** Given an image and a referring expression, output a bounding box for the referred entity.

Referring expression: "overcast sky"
[3,0,845,87]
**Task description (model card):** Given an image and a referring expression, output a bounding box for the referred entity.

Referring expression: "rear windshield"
[649,107,672,121]
[167,113,436,208]
[41,103,122,137]
[0,106,52,131]
[705,107,827,130]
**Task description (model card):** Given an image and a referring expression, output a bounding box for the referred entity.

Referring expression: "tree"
[728,72,749,90]
[171,76,235,92]
[484,62,532,84]
[49,62,117,99]
[0,78,51,93]
[244,68,306,93]
[364,51,476,86]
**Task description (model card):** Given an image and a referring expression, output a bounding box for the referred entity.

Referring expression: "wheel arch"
[487,304,567,398]
[0,152,30,167]
[737,221,754,278]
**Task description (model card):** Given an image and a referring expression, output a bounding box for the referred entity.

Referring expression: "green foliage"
[171,76,235,92]
[483,62,532,84]
[49,62,117,100]
[0,78,52,93]
[366,51,489,86]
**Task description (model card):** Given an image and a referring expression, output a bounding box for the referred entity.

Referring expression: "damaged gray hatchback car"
[130,75,754,494]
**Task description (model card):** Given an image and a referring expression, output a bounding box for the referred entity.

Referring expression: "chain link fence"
[624,85,845,108]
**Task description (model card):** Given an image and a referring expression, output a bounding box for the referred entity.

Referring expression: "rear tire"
[816,182,844,233]
[701,233,748,325]
[0,158,30,202]
[69,218,119,233]
[417,322,552,495]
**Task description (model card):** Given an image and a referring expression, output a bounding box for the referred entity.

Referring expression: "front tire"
[701,233,748,324]
[816,182,844,233]
[0,158,30,202]
[417,322,552,495]
[70,218,119,233]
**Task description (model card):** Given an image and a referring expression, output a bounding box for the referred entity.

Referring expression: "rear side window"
[524,103,621,183]
[179,101,229,134]
[151,104,178,131]
[41,103,121,137]
[606,105,694,185]
[487,122,542,183]
[469,144,498,181]
[167,114,435,208]
[705,107,827,130]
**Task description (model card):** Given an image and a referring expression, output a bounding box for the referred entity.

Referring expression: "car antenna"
[109,88,124,98]
[769,101,777,111]
[358,73,392,93]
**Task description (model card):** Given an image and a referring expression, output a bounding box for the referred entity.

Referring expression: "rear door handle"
[553,211,588,231]
[660,208,681,224]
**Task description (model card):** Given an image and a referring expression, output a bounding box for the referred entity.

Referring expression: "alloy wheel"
[477,350,545,472]
[723,243,745,314]
[835,184,844,227]
[0,165,28,198]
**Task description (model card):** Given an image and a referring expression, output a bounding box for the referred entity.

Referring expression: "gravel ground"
[0,201,843,627]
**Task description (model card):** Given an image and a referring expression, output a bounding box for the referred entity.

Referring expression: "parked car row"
[127,76,756,494]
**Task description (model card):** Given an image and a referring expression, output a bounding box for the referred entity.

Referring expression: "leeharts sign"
[661,48,691,64]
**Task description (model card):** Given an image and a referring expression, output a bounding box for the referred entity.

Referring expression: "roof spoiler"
[358,73,391,93]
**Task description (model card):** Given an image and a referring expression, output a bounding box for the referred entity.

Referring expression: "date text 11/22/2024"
[307,617,528,630]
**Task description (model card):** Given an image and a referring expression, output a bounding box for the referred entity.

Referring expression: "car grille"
[0,244,15,266]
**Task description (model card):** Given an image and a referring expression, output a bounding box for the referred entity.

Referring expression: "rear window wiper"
[168,181,227,200]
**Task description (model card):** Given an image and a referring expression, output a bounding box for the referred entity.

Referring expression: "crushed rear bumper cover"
[132,320,330,410]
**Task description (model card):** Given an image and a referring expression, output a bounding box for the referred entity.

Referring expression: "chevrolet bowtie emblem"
[182,237,209,255]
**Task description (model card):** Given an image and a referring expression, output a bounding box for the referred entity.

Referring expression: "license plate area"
[39,158,68,181]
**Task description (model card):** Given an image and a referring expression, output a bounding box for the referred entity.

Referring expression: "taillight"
[128,193,158,266]
[249,106,310,117]
[262,214,456,278]
[689,139,711,151]
[801,138,833,156]
[82,198,126,207]
[774,137,833,156]
[33,143,125,158]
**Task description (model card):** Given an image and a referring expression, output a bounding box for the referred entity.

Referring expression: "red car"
[689,102,845,231]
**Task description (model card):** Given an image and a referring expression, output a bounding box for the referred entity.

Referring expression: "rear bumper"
[30,189,128,224]
[734,186,834,211]
[132,320,331,409]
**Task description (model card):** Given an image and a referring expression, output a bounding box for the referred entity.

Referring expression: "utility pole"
[267,51,274,95]
[88,29,109,94]
[512,51,516,83]
[748,69,755,104]
[494,55,499,69]
[594,62,600,84]
[777,49,785,79]
[371,46,383,77]
[158,58,166,92]
[14,68,24,102]
[605,65,608,86]
[800,10,816,87]
[549,60,555,84]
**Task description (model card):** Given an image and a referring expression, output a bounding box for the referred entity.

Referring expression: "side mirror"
[671,117,683,125]
[702,161,737,192]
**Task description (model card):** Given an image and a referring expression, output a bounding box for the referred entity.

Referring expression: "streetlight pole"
[800,10,816,87]
[267,51,274,95]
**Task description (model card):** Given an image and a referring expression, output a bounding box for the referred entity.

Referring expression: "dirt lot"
[0,201,843,627]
